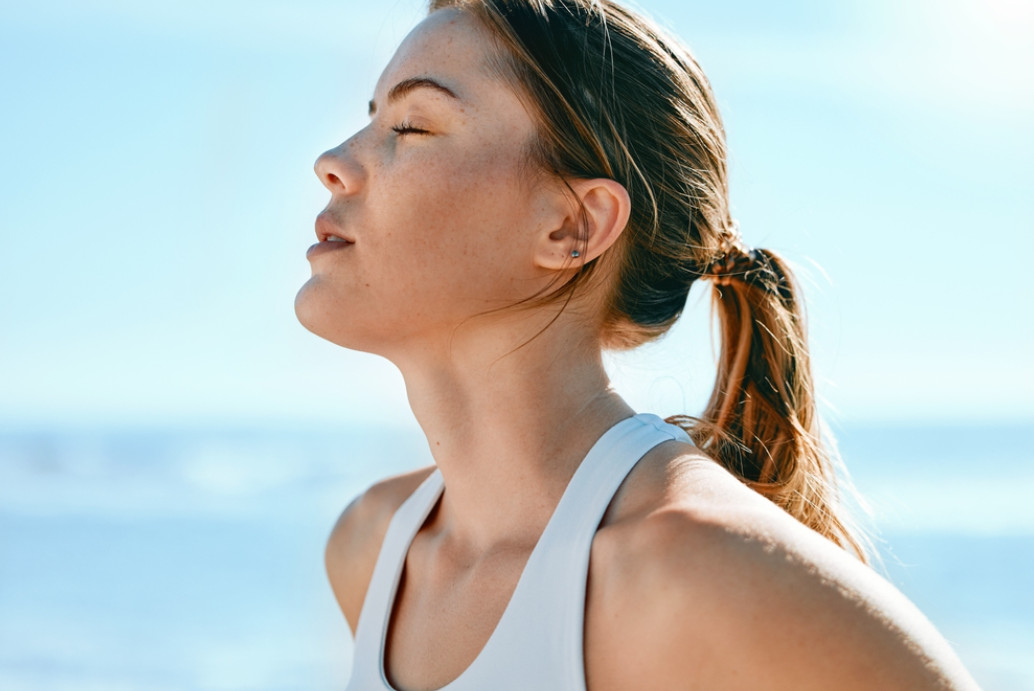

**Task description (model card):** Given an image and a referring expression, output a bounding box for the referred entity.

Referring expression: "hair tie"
[703,231,792,301]
[703,221,755,286]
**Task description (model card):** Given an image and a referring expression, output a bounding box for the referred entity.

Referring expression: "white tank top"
[345,413,691,691]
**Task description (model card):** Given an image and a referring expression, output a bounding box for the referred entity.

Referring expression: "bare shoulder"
[586,443,978,691]
[325,465,436,635]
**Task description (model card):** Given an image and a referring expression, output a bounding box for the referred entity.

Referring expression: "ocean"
[0,422,1031,690]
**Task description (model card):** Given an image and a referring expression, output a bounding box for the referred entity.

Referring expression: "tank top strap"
[349,469,444,689]
[452,413,690,690]
[347,414,691,691]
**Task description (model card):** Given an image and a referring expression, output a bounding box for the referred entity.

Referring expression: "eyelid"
[391,121,431,136]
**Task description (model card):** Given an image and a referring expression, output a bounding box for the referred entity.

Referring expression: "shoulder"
[586,445,978,690]
[324,465,437,635]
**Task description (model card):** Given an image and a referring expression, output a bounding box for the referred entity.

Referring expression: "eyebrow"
[368,77,461,116]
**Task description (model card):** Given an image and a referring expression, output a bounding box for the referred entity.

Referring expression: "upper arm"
[688,519,978,690]
[591,504,979,690]
[324,466,435,636]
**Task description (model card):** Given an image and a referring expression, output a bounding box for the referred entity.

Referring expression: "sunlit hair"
[430,0,870,561]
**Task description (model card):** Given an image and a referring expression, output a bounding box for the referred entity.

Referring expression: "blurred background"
[1,0,1031,688]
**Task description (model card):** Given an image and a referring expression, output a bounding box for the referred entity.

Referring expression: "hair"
[429,0,870,561]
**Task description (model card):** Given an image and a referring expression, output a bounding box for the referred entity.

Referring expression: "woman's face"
[295,8,562,356]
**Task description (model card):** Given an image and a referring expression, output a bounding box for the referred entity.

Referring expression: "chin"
[294,279,381,355]
[294,276,320,327]
[295,278,339,340]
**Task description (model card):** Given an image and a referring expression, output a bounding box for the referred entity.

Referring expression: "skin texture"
[296,9,628,361]
[308,9,980,691]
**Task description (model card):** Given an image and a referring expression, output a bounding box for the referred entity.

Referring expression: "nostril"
[314,145,360,194]
[314,151,340,189]
[315,162,345,192]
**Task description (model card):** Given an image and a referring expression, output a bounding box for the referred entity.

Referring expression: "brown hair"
[430,0,869,560]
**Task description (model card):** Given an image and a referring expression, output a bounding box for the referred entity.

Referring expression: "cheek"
[373,143,534,286]
[295,137,542,349]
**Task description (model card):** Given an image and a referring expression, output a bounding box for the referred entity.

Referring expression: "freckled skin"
[305,8,980,691]
[296,10,557,358]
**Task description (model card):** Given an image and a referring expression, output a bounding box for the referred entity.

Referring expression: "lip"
[315,213,354,244]
[306,239,354,260]
[308,212,355,260]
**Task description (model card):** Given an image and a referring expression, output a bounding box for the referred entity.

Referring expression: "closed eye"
[391,122,430,136]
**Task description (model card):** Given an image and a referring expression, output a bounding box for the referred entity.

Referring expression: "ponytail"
[668,248,870,562]
[432,0,871,561]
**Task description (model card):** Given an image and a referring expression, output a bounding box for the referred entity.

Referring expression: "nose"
[314,139,363,195]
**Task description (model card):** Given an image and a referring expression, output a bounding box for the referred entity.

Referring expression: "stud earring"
[571,249,581,258]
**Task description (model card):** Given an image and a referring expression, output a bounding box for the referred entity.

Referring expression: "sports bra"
[345,413,692,691]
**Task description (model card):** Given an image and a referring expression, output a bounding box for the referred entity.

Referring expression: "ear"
[533,177,631,271]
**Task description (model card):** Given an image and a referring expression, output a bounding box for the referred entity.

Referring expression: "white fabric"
[345,413,691,691]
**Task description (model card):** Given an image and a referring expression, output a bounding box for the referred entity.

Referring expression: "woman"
[296,0,979,688]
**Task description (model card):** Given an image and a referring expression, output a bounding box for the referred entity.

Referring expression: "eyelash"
[391,122,430,136]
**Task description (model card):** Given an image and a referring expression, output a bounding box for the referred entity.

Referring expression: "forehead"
[375,9,505,102]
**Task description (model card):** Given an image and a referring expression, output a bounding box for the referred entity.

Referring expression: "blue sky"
[1,0,1031,429]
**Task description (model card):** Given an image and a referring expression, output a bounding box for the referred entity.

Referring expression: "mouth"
[308,213,355,260]
[306,238,354,260]
[315,213,355,244]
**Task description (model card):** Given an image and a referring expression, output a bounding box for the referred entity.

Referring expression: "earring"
[571,249,581,258]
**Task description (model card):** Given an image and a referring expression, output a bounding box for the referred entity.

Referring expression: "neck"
[390,310,634,556]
